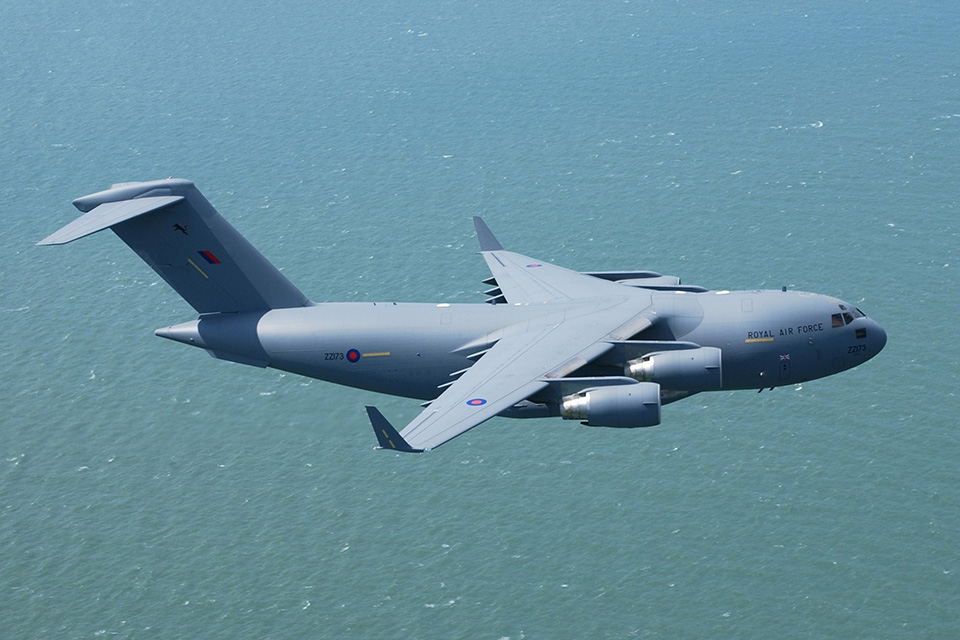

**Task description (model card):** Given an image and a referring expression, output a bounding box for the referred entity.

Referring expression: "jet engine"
[626,346,722,392]
[560,382,661,428]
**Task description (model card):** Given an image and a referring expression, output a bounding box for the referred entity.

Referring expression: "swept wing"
[368,219,654,451]
[472,217,631,303]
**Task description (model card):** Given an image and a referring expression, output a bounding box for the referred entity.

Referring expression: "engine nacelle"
[626,346,722,392]
[560,382,661,428]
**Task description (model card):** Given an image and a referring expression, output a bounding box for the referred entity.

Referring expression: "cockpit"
[831,303,865,328]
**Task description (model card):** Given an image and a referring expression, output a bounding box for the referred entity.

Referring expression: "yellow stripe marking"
[381,429,395,449]
[187,258,209,279]
[745,337,774,343]
[363,352,391,357]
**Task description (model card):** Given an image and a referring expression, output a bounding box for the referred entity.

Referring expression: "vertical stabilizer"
[40,179,312,314]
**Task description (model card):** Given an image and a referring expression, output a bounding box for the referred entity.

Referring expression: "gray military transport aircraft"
[40,179,886,453]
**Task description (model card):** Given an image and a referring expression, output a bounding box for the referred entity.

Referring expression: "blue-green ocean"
[3,2,958,637]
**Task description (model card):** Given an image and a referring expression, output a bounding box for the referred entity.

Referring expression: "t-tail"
[38,179,312,314]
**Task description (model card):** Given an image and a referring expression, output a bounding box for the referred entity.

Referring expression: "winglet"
[473,217,503,251]
[365,406,424,453]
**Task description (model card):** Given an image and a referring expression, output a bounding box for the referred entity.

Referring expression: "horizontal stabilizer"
[366,406,423,453]
[37,196,183,245]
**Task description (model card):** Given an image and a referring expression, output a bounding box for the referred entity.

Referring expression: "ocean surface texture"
[3,2,958,638]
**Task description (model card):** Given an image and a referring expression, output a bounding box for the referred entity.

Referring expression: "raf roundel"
[346,349,361,363]
[466,398,487,407]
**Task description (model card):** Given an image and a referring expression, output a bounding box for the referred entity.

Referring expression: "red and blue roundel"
[346,349,361,362]
[466,398,487,406]
[526,263,542,268]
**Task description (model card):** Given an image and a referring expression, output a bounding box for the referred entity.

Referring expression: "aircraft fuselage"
[157,287,885,402]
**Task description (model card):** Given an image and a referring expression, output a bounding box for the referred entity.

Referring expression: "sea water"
[2,1,958,637]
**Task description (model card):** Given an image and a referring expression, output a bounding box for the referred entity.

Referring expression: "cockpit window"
[832,304,865,328]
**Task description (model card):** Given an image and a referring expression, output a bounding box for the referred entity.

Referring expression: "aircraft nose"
[870,319,887,355]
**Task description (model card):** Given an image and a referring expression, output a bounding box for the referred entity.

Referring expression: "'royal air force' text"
[747,323,824,341]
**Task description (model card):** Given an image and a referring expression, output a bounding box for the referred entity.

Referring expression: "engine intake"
[626,346,722,392]
[560,382,661,428]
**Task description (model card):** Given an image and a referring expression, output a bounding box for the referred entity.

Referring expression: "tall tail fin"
[39,179,312,314]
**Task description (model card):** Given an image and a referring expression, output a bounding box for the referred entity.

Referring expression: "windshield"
[831,303,866,328]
